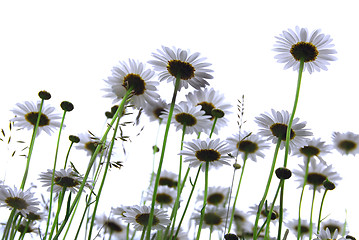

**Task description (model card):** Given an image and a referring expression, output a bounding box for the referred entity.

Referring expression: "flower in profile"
[10,101,62,136]
[255,109,312,152]
[103,59,160,109]
[293,160,341,192]
[179,138,232,170]
[314,228,346,240]
[321,219,349,236]
[122,205,171,230]
[0,186,40,216]
[143,98,169,122]
[197,186,229,206]
[293,138,332,164]
[95,214,127,238]
[227,131,269,162]
[148,46,213,91]
[38,168,92,194]
[161,101,211,135]
[17,220,39,236]
[332,132,359,156]
[192,205,227,231]
[285,219,312,238]
[274,26,337,74]
[145,186,177,208]
[75,133,105,157]
[185,88,232,134]
[157,170,178,189]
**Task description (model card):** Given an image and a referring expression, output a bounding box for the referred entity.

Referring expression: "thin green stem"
[64,142,74,169]
[48,187,67,239]
[145,75,181,239]
[20,99,44,190]
[264,180,284,238]
[227,153,248,233]
[297,157,310,239]
[317,189,328,234]
[195,161,209,240]
[252,140,281,240]
[2,209,16,240]
[309,186,317,240]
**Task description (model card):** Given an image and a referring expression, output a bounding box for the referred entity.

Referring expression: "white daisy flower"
[145,186,177,208]
[38,168,92,194]
[285,219,312,239]
[10,101,62,136]
[314,228,346,240]
[148,46,213,91]
[111,205,132,218]
[227,131,269,162]
[192,205,227,231]
[143,98,169,122]
[156,170,178,189]
[255,109,313,152]
[122,205,171,230]
[321,219,349,236]
[179,138,232,170]
[0,186,40,216]
[293,138,332,164]
[197,186,229,206]
[293,160,342,192]
[17,220,39,236]
[332,131,359,156]
[274,26,337,74]
[75,133,105,157]
[161,101,212,135]
[103,59,160,109]
[95,214,127,238]
[185,88,232,134]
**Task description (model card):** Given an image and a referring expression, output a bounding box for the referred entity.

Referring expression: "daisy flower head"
[285,219,312,238]
[179,138,232,170]
[293,138,332,164]
[274,26,337,74]
[122,205,171,230]
[10,101,62,136]
[38,168,92,194]
[248,203,283,224]
[0,186,40,216]
[161,101,212,135]
[145,186,177,208]
[314,228,346,240]
[227,131,269,162]
[157,170,178,189]
[148,46,213,91]
[255,109,313,152]
[197,186,229,206]
[321,219,349,236]
[103,59,160,109]
[95,214,126,238]
[143,98,169,122]
[332,131,359,156]
[192,205,227,231]
[185,88,232,134]
[75,132,105,157]
[293,160,341,192]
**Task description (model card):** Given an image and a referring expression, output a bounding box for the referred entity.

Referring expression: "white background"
[1,0,358,239]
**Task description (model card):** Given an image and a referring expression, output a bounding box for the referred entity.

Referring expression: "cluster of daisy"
[0,26,356,240]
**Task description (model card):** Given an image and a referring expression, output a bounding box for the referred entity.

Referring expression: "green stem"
[309,186,317,240]
[2,209,16,240]
[48,187,67,239]
[145,75,181,239]
[20,99,44,190]
[52,88,132,239]
[317,189,328,234]
[252,140,281,240]
[297,157,310,239]
[195,161,209,240]
[264,180,284,238]
[64,142,74,169]
[227,153,248,233]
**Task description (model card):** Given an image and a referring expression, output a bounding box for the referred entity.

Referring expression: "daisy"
[321,219,349,236]
[161,101,212,135]
[10,101,62,136]
[121,205,171,230]
[285,219,312,238]
[274,26,337,74]
[103,59,160,109]
[145,186,177,208]
[192,205,227,231]
[255,109,313,152]
[227,131,269,162]
[293,160,341,192]
[95,214,127,238]
[157,170,178,189]
[332,132,359,156]
[314,228,346,240]
[112,205,132,217]
[185,88,232,134]
[143,98,169,122]
[38,168,92,194]
[293,138,332,164]
[179,138,233,170]
[0,186,40,216]
[148,46,213,91]
[197,186,229,206]
[248,203,282,223]
[17,220,39,236]
[230,209,252,236]
[75,133,105,157]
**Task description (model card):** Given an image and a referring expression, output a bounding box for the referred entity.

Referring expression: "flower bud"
[38,90,51,100]
[275,167,292,180]
[69,135,80,143]
[323,179,335,190]
[60,101,74,112]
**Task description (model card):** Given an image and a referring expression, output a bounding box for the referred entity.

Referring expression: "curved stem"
[264,180,284,238]
[297,157,310,239]
[196,161,209,240]
[317,189,328,234]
